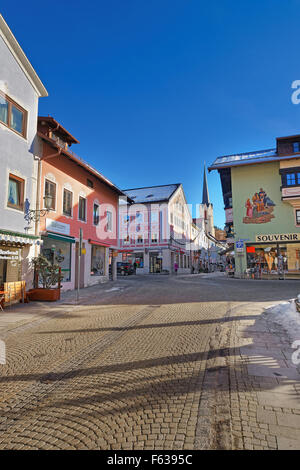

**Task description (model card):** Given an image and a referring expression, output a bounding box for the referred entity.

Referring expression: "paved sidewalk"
[0,280,127,334]
[0,275,299,449]
[228,299,300,450]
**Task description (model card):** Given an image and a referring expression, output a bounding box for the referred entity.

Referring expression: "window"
[42,237,72,282]
[87,179,94,188]
[296,210,300,225]
[151,232,158,243]
[287,173,296,185]
[151,212,158,223]
[137,235,143,244]
[93,203,99,225]
[106,210,112,231]
[294,142,300,153]
[44,179,56,210]
[63,189,72,216]
[7,174,24,210]
[0,95,8,124]
[136,211,143,222]
[123,235,129,245]
[78,197,86,221]
[0,91,27,137]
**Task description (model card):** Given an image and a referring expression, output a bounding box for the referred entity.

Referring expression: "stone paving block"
[277,413,300,429]
[277,437,300,450]
[258,391,300,410]
[247,365,300,380]
[257,407,277,425]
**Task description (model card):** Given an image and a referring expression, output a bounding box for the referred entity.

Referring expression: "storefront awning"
[46,232,75,244]
[88,239,111,247]
[0,229,40,246]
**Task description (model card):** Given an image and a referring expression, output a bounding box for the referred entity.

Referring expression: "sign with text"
[236,240,244,252]
[46,219,70,236]
[256,233,300,242]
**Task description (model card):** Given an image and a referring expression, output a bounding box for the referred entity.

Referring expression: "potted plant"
[27,255,63,301]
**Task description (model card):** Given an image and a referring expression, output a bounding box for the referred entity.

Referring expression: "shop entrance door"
[149,253,162,273]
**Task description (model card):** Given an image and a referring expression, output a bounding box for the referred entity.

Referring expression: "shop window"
[246,245,288,275]
[44,179,56,210]
[63,189,73,217]
[42,237,72,282]
[91,245,105,276]
[0,91,27,137]
[7,174,24,210]
[106,211,113,231]
[78,197,86,221]
[296,210,300,225]
[93,203,99,225]
[135,253,144,268]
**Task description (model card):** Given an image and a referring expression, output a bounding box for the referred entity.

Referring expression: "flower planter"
[27,288,60,302]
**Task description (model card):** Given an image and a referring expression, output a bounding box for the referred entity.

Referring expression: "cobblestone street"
[0,274,299,450]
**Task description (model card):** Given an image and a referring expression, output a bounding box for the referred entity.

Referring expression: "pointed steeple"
[202,163,210,206]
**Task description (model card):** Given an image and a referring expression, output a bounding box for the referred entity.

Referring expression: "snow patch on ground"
[105,287,122,292]
[263,298,300,341]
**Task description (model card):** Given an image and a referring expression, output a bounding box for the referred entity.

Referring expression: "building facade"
[37,116,127,290]
[0,15,47,300]
[209,134,300,279]
[117,184,193,274]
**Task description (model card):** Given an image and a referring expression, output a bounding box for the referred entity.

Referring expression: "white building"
[0,15,47,298]
[117,184,193,274]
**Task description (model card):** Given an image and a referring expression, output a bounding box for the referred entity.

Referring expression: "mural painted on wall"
[243,188,275,224]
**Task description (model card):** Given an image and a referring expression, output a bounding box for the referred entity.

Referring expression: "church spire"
[202,163,210,206]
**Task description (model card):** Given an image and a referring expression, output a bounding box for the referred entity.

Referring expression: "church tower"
[199,164,215,237]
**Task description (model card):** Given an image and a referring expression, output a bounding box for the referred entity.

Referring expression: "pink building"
[37,116,127,290]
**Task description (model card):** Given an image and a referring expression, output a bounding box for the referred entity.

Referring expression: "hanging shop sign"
[256,233,300,242]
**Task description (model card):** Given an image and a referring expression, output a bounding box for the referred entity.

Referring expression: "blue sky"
[2,1,300,227]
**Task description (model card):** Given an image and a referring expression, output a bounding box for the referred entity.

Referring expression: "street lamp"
[24,196,52,224]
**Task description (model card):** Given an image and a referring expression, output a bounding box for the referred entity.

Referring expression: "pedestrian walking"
[174,262,178,275]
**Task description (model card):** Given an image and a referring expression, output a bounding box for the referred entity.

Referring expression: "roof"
[122,184,181,204]
[38,116,79,144]
[38,131,131,199]
[208,148,278,171]
[0,15,47,97]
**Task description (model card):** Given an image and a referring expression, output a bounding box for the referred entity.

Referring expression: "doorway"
[149,253,162,273]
